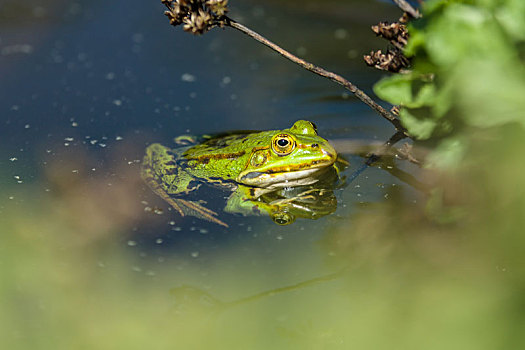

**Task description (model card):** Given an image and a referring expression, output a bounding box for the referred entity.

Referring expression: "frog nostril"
[311,143,319,149]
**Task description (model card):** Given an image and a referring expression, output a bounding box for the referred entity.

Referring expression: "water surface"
[0,1,425,348]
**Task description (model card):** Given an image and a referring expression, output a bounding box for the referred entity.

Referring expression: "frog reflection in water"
[141,120,342,227]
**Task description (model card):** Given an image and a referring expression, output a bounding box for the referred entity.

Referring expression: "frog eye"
[271,134,295,156]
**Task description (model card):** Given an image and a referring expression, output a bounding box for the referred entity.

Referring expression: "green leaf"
[374,73,438,109]
[399,108,438,140]
[374,75,413,106]
[425,136,467,169]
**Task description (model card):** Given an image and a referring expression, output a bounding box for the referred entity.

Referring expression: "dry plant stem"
[366,130,407,165]
[226,268,346,307]
[392,0,420,18]
[227,19,408,135]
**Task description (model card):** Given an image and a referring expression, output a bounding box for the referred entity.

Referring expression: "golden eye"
[271,134,295,156]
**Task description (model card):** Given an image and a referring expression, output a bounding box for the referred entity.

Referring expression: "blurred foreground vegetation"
[2,0,525,349]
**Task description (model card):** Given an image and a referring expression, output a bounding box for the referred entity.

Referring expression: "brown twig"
[366,130,407,165]
[226,19,408,135]
[169,267,348,315]
[161,1,410,136]
[392,0,421,18]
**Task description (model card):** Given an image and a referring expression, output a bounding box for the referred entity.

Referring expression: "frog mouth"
[238,159,335,188]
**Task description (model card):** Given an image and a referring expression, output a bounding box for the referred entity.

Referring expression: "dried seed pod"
[365,12,412,72]
[364,49,410,72]
[206,0,229,16]
[162,0,229,35]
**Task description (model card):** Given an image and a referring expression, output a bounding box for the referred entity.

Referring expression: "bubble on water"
[113,99,122,106]
[334,28,348,39]
[181,73,196,82]
[156,238,163,244]
[127,240,137,246]
[252,7,265,17]
[153,208,164,215]
[105,72,115,80]
[191,251,199,258]
[9,157,17,162]
[2,44,33,56]
[296,46,307,56]
[32,6,47,18]
[347,49,358,59]
[132,33,144,44]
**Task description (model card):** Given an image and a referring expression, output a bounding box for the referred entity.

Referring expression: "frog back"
[180,131,273,181]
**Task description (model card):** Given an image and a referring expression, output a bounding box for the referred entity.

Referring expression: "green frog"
[141,120,340,227]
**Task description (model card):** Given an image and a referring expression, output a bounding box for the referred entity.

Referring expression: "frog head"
[237,120,337,189]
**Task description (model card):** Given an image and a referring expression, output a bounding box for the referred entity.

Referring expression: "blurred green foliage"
[374,0,525,167]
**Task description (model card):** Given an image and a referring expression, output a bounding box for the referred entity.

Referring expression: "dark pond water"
[1,0,425,348]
